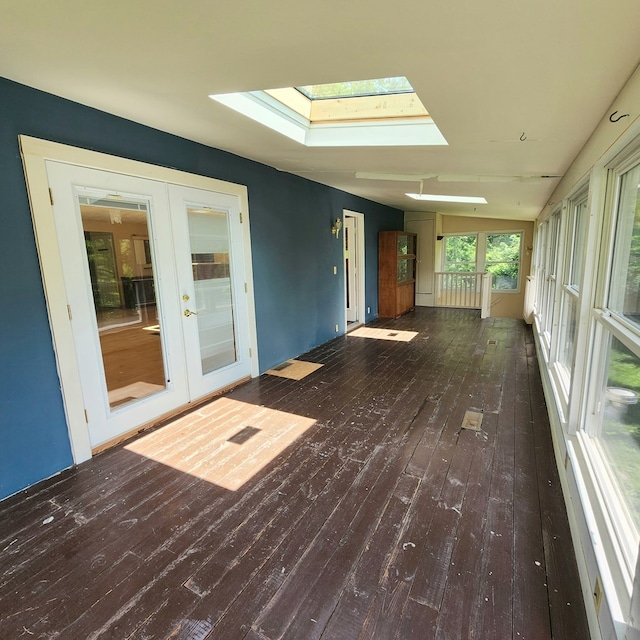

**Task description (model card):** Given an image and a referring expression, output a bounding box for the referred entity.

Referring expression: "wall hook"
[520,132,527,141]
[609,111,629,123]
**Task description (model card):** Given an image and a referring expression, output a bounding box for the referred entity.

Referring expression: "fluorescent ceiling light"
[406,193,488,204]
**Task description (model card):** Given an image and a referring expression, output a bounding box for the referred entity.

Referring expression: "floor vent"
[461,410,483,431]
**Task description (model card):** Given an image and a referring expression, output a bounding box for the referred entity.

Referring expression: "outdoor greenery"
[602,338,640,530]
[620,180,640,326]
[602,184,640,530]
[486,233,521,290]
[444,232,521,289]
[297,77,413,100]
[444,234,476,272]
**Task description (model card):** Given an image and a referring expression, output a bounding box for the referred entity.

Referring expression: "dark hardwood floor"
[0,308,590,639]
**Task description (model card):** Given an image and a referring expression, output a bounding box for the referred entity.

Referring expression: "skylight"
[209,76,447,148]
[296,76,414,100]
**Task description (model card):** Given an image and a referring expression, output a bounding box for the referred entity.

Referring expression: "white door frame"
[343,210,365,329]
[20,135,259,465]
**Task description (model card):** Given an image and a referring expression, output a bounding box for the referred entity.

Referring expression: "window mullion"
[477,233,486,272]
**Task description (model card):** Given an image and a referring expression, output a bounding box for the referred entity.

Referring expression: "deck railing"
[434,272,492,318]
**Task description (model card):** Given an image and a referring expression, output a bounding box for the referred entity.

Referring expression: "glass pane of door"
[187,206,237,374]
[80,195,167,409]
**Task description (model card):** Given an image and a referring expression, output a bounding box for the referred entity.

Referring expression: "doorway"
[343,210,365,329]
[21,137,258,462]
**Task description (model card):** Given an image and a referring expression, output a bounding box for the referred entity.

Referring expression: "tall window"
[586,159,640,569]
[557,194,587,395]
[443,231,522,291]
[539,211,561,349]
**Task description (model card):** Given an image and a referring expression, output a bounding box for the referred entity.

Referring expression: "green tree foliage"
[622,187,640,318]
[486,233,521,289]
[444,235,476,272]
[297,77,413,100]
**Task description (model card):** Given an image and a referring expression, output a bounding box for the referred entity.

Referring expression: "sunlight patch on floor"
[265,359,324,380]
[124,397,316,490]
[348,327,418,342]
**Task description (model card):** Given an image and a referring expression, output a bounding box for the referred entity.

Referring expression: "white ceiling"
[3,1,640,220]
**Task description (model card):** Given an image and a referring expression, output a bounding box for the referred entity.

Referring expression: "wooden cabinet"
[378,231,417,318]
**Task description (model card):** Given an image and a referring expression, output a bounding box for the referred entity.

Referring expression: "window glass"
[596,335,640,534]
[559,295,577,374]
[297,76,413,100]
[544,213,561,338]
[444,235,477,272]
[609,164,640,331]
[569,199,587,290]
[534,221,548,316]
[486,233,521,290]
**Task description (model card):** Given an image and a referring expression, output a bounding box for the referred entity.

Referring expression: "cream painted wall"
[439,215,534,319]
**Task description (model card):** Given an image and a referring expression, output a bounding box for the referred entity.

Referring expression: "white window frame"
[534,209,562,360]
[581,143,640,584]
[550,186,589,416]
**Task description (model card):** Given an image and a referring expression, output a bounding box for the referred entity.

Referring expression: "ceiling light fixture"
[406,193,488,204]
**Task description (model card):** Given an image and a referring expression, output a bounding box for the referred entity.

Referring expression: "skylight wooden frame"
[265,87,429,124]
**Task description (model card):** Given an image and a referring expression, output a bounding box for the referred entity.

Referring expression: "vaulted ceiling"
[2,0,640,219]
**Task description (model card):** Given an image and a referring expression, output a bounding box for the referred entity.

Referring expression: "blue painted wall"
[0,77,403,500]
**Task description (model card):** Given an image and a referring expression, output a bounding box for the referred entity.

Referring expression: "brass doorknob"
[184,309,198,317]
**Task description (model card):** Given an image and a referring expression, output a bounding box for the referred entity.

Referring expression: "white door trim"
[20,135,259,464]
[343,210,365,329]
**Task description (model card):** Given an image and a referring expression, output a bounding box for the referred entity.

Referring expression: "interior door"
[406,218,434,306]
[345,216,358,322]
[45,162,251,449]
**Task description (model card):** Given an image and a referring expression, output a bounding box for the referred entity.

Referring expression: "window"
[557,193,588,394]
[485,233,522,290]
[585,155,640,572]
[595,335,640,533]
[442,231,522,291]
[609,163,640,332]
[535,211,561,353]
[443,234,477,272]
[209,76,447,148]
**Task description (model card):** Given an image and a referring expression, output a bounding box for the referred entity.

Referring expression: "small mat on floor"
[348,327,418,342]
[265,359,324,380]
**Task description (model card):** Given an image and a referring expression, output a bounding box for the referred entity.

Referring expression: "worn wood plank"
[0,309,591,640]
[528,351,591,640]
[512,356,552,639]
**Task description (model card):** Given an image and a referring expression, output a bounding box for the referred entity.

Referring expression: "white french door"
[168,184,251,399]
[45,161,252,449]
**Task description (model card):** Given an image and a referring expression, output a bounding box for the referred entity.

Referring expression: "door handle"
[184,309,198,317]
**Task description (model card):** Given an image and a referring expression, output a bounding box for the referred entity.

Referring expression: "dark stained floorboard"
[0,308,590,639]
